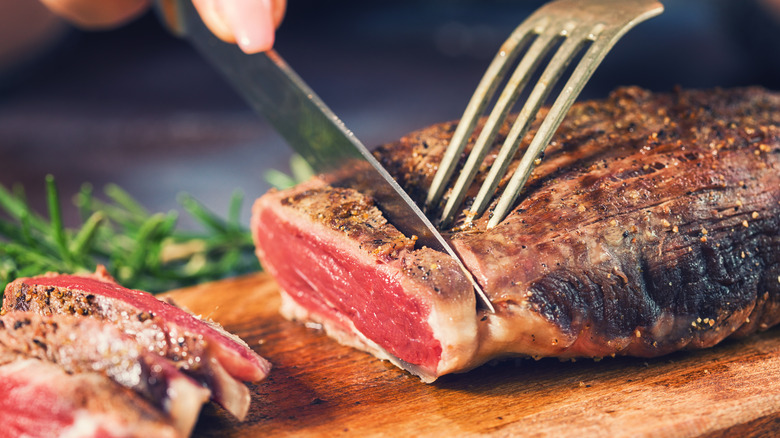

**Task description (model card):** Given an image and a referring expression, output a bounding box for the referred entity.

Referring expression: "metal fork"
[426,0,663,229]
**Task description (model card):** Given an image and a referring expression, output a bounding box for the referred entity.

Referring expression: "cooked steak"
[0,312,210,433]
[252,87,780,382]
[2,267,271,420]
[0,357,183,438]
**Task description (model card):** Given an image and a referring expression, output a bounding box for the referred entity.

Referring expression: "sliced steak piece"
[252,87,780,382]
[253,184,478,381]
[0,312,209,435]
[0,357,182,438]
[2,267,271,420]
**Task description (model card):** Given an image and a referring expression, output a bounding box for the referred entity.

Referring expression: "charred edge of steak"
[523,210,780,356]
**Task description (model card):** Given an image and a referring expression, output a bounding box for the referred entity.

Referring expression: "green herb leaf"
[0,179,262,294]
[0,157,312,294]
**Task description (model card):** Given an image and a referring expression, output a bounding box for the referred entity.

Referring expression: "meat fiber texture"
[0,358,183,438]
[252,87,780,382]
[2,267,272,436]
[0,312,210,436]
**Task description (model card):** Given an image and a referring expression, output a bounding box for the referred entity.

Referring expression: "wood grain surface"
[164,273,780,437]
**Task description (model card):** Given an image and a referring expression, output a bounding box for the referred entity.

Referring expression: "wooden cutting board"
[164,273,780,437]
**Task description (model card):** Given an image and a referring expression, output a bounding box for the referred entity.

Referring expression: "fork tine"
[424,18,545,212]
[466,25,595,223]
[429,0,663,230]
[437,23,572,227]
[486,23,651,229]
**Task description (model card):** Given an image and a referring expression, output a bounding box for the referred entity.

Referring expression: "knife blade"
[156,0,494,312]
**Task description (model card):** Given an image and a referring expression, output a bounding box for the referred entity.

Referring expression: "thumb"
[192,0,287,54]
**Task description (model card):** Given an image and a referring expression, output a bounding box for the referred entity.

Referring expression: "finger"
[270,0,287,28]
[223,0,275,53]
[191,0,236,43]
[192,0,287,54]
[39,0,151,29]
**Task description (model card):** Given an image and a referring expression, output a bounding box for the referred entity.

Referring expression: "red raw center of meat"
[0,371,74,437]
[257,209,442,371]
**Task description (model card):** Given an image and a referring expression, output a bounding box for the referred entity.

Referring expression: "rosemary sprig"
[0,176,260,294]
[0,155,313,294]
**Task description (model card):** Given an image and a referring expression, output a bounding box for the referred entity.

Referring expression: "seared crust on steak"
[281,187,417,257]
[253,87,780,381]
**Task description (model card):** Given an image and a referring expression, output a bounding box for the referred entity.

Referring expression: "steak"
[252,87,780,382]
[0,358,183,438]
[0,312,210,434]
[3,267,271,420]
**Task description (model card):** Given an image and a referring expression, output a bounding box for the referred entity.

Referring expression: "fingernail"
[224,0,275,53]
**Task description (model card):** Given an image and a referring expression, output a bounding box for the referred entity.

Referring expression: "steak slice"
[0,357,183,438]
[252,87,780,382]
[2,267,271,420]
[253,184,478,380]
[0,312,210,435]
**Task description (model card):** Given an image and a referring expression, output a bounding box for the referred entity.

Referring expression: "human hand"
[38,0,286,53]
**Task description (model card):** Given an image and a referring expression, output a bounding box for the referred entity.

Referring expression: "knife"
[155,0,495,313]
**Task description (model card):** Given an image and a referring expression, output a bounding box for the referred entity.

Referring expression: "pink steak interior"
[0,366,75,437]
[256,207,442,371]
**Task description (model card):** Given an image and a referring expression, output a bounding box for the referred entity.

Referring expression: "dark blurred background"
[1,0,779,227]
